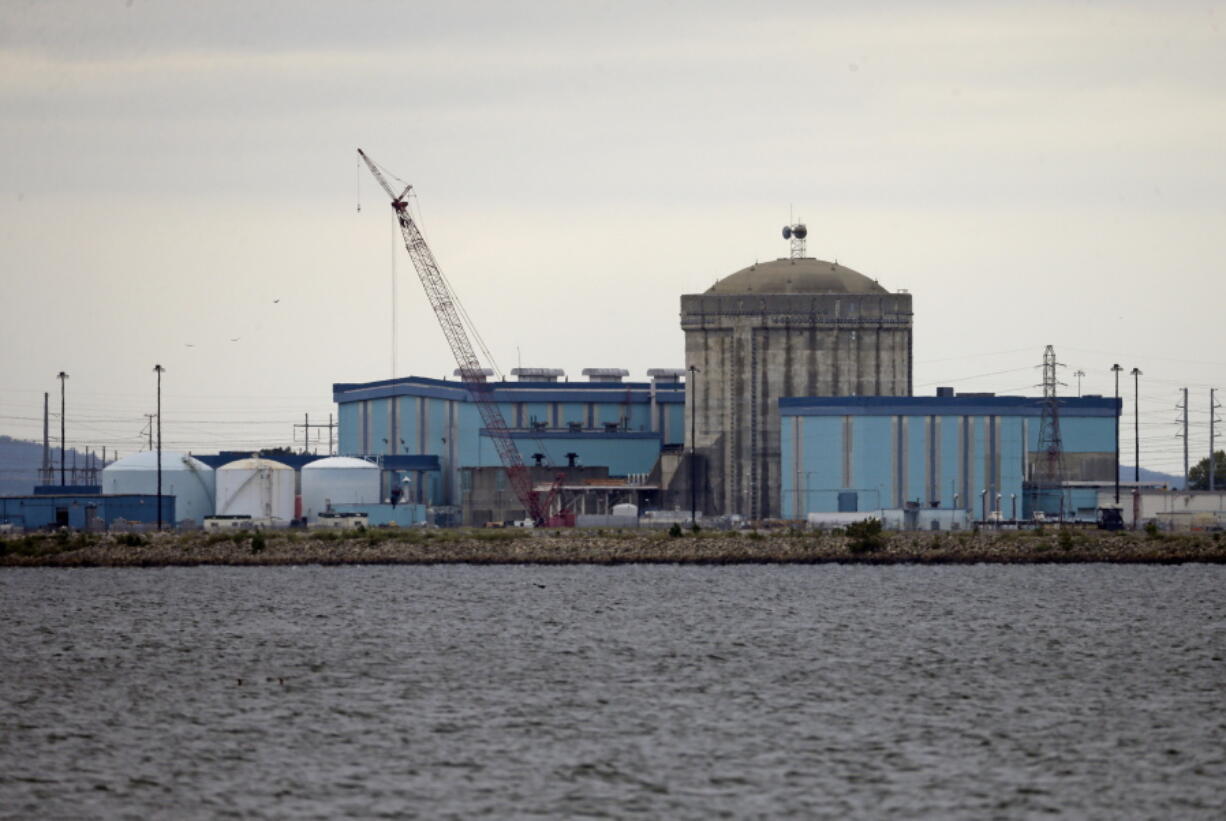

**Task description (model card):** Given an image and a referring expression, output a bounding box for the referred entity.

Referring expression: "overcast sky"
[1,0,1223,473]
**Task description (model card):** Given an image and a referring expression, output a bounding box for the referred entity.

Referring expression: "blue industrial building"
[779,393,1120,522]
[0,494,173,531]
[332,371,687,520]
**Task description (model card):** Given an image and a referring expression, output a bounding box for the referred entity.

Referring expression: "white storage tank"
[215,457,295,524]
[612,502,639,518]
[101,451,215,526]
[300,457,381,521]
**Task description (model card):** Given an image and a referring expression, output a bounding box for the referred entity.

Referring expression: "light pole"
[1111,364,1123,505]
[1074,369,1085,397]
[1131,367,1142,483]
[154,364,164,530]
[689,365,699,524]
[56,371,68,486]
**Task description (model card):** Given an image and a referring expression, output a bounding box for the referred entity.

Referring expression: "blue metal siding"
[0,494,174,530]
[368,398,390,455]
[1061,416,1115,453]
[999,417,1025,513]
[469,433,662,476]
[665,405,685,446]
[523,403,551,427]
[338,403,361,455]
[397,396,420,454]
[938,417,961,508]
[625,402,651,432]
[560,403,587,428]
[850,417,890,511]
[906,416,927,505]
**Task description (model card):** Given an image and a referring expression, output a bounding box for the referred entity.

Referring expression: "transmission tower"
[1032,345,1066,515]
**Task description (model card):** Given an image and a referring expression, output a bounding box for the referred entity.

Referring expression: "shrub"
[1144,520,1162,540]
[1057,528,1075,551]
[691,522,701,534]
[846,518,888,555]
[250,531,266,554]
[668,523,683,538]
[117,533,147,548]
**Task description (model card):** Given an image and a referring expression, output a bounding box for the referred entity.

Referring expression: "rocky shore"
[2,525,1225,568]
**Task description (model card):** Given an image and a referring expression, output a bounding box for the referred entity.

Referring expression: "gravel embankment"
[2,527,1224,567]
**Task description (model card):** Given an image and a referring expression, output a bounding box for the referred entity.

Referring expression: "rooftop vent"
[581,368,629,383]
[511,367,565,383]
[453,367,495,380]
[647,368,686,383]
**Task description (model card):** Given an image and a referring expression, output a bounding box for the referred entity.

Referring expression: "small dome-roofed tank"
[300,457,381,522]
[101,451,215,526]
[215,457,295,523]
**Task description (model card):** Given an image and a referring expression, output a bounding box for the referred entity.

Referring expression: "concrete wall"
[682,291,913,519]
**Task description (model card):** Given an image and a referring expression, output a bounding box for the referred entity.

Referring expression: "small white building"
[1098,489,1226,530]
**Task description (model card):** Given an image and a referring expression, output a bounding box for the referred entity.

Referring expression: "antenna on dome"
[782,221,807,259]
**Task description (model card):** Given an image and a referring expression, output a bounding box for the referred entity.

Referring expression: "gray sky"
[1,0,1223,473]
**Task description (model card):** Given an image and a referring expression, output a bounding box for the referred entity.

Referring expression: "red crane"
[358,149,559,524]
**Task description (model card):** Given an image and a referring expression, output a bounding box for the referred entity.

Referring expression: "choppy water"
[1,564,1223,819]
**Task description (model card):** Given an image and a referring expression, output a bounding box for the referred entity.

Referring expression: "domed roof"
[217,456,293,471]
[102,451,213,473]
[302,456,379,471]
[706,258,888,295]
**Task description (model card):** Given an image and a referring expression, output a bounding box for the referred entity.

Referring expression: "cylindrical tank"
[300,457,381,521]
[612,502,639,518]
[101,451,215,526]
[215,457,295,523]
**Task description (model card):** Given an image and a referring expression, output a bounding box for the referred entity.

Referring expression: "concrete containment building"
[682,256,913,519]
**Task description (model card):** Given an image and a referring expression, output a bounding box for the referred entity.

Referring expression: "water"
[1,564,1223,819]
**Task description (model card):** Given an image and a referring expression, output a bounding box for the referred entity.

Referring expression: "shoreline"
[3,527,1224,568]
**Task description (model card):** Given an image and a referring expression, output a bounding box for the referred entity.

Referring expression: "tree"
[1187,451,1226,491]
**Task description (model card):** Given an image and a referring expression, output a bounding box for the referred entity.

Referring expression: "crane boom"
[358,149,550,524]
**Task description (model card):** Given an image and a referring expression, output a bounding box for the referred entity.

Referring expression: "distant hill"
[0,436,105,495]
[1121,466,1184,490]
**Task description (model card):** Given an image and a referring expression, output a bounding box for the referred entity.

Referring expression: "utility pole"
[56,371,68,486]
[295,414,337,455]
[1212,388,1220,492]
[1074,369,1085,397]
[1112,364,1123,505]
[42,392,49,485]
[154,364,164,530]
[144,414,156,450]
[689,365,699,524]
[1131,368,1142,483]
[1177,388,1188,490]
[1131,367,1142,530]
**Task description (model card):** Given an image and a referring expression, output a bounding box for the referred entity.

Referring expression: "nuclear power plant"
[0,187,1130,532]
